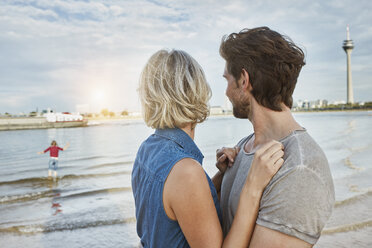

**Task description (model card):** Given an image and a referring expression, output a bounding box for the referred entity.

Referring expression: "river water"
[0,111,371,247]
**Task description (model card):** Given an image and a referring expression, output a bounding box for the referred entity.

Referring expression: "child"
[38,140,69,180]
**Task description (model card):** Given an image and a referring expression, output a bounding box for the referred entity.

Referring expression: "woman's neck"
[180,123,195,140]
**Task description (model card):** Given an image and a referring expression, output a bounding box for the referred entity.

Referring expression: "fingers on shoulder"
[258,140,283,154]
[256,141,284,162]
[216,153,226,163]
[217,146,239,162]
[273,157,284,173]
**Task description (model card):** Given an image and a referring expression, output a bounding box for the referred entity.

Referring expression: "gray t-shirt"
[220,129,335,244]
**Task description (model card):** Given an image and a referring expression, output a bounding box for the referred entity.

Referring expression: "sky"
[0,0,372,114]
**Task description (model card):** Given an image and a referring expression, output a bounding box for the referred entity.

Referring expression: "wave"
[343,157,364,171]
[0,177,52,186]
[349,145,371,153]
[0,217,137,234]
[0,190,54,204]
[87,161,133,170]
[0,167,46,178]
[70,155,107,162]
[87,121,102,126]
[61,172,130,180]
[0,186,131,204]
[0,172,130,186]
[69,154,133,162]
[322,219,372,235]
[58,187,132,200]
[334,190,372,208]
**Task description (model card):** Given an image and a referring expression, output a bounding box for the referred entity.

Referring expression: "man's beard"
[232,99,250,119]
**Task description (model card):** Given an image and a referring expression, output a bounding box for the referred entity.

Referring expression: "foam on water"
[0,217,137,234]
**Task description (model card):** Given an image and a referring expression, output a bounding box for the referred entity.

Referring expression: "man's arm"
[246,164,333,248]
[249,225,312,248]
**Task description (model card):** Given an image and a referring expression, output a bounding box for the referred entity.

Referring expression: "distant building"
[16,112,27,117]
[210,106,224,115]
[298,100,310,109]
[312,100,328,108]
[43,112,83,122]
[331,100,346,105]
[42,108,54,114]
[293,99,328,110]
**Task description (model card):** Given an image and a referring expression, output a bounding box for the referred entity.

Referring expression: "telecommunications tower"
[342,25,354,104]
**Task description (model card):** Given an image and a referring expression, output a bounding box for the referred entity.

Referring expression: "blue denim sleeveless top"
[132,128,222,248]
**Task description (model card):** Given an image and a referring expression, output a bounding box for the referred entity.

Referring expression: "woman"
[132,49,284,247]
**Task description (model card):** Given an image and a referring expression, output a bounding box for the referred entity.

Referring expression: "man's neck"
[248,103,303,151]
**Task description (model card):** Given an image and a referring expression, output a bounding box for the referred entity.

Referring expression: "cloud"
[0,0,372,113]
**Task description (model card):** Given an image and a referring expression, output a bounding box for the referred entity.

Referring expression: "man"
[218,27,335,247]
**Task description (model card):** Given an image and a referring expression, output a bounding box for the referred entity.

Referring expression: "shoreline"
[292,108,372,113]
[1,109,370,131]
[0,117,88,131]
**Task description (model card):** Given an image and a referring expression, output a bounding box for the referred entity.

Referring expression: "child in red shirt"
[38,140,69,180]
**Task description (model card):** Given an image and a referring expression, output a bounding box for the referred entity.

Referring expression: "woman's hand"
[224,141,284,247]
[215,146,240,174]
[245,140,284,194]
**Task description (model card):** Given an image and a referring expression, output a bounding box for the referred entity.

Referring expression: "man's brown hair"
[220,27,305,111]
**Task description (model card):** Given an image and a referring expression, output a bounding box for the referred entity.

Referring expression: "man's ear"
[241,69,252,91]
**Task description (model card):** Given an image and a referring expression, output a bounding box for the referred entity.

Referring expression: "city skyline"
[1,0,372,114]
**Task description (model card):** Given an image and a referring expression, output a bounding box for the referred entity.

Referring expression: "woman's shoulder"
[166,158,208,191]
[172,158,204,178]
[165,158,211,202]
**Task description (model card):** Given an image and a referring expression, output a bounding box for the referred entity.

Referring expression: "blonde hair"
[139,49,211,129]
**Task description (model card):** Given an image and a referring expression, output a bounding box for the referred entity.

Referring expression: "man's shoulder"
[253,131,335,246]
[283,130,318,148]
[258,131,335,244]
[283,130,328,165]
[270,130,334,193]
